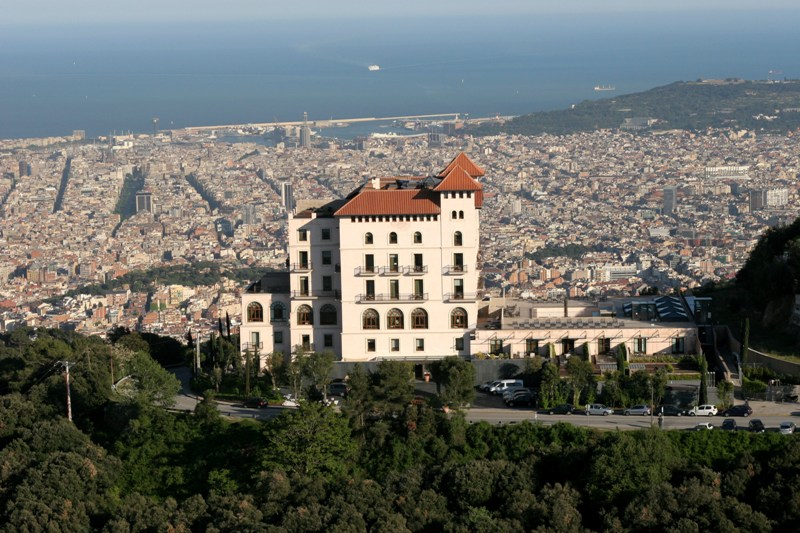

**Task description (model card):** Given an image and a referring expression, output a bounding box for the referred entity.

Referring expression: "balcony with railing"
[443,264,468,275]
[240,341,264,351]
[290,262,313,272]
[355,292,429,303]
[378,265,402,276]
[354,266,377,276]
[444,292,480,302]
[403,265,428,275]
[295,343,315,353]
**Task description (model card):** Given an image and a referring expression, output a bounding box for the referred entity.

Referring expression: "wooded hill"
[475,80,800,136]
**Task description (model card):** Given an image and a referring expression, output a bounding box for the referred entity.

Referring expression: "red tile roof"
[439,152,485,177]
[335,189,441,216]
[434,166,482,192]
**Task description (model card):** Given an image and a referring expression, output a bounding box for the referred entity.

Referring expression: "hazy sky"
[5,0,799,25]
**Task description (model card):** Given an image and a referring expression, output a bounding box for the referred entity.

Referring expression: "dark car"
[721,418,737,431]
[722,404,753,417]
[656,404,684,416]
[327,383,350,397]
[548,403,576,415]
[748,419,766,433]
[507,390,536,407]
[242,397,267,408]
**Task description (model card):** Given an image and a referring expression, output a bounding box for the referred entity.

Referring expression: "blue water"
[1,11,799,139]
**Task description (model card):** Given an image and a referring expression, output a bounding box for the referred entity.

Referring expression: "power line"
[55,361,76,422]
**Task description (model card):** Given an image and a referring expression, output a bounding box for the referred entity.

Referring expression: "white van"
[489,379,524,395]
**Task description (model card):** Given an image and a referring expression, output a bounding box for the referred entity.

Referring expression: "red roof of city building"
[438,152,485,178]
[335,189,441,216]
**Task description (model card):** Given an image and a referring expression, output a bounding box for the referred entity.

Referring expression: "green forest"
[2,328,800,532]
[474,80,800,136]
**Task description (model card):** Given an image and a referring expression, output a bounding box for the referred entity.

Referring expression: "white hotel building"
[240,153,484,364]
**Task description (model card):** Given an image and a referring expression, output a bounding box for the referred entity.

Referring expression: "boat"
[594,85,616,91]
[368,64,380,71]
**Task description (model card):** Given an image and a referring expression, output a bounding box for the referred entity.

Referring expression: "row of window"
[361,307,468,330]
[247,302,337,326]
[297,228,332,242]
[246,302,469,330]
[365,336,466,353]
[363,231,464,246]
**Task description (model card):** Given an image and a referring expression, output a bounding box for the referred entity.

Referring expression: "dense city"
[1,125,797,342]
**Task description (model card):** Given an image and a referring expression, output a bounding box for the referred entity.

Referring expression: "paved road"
[170,368,800,431]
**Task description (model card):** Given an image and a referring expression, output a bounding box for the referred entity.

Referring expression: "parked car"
[624,404,651,416]
[478,380,500,392]
[688,404,718,417]
[327,382,350,397]
[722,404,753,417]
[548,403,576,415]
[585,404,614,416]
[721,418,737,431]
[242,397,267,408]
[748,419,766,433]
[695,422,714,431]
[656,404,685,416]
[490,379,524,395]
[502,385,529,401]
[779,421,796,435]
[507,390,536,407]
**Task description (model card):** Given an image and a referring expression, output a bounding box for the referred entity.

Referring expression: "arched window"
[247,302,263,322]
[451,307,468,328]
[363,309,379,329]
[270,302,287,322]
[451,210,457,219]
[387,308,404,329]
[458,210,464,219]
[453,231,463,246]
[413,231,422,244]
[297,305,313,325]
[411,308,428,329]
[389,232,398,244]
[365,232,373,245]
[319,304,337,325]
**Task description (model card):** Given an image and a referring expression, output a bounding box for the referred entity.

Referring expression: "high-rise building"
[662,186,676,214]
[135,191,153,213]
[280,181,294,212]
[299,111,311,148]
[241,153,484,363]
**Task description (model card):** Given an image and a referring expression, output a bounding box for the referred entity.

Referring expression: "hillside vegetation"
[476,80,800,136]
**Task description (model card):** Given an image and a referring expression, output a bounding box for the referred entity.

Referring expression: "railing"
[241,341,264,351]
[291,290,341,299]
[444,292,479,302]
[290,262,313,272]
[404,265,428,275]
[378,265,402,275]
[354,266,377,276]
[270,318,288,324]
[443,264,467,274]
[355,293,428,303]
[295,343,315,353]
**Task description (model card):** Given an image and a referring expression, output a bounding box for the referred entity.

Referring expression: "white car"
[585,404,614,416]
[779,421,796,435]
[688,404,718,417]
[695,422,714,431]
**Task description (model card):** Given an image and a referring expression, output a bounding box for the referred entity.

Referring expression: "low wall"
[746,348,800,376]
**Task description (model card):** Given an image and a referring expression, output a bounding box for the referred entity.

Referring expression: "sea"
[2,10,800,140]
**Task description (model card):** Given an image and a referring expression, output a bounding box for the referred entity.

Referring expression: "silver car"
[624,404,651,416]
[585,404,614,416]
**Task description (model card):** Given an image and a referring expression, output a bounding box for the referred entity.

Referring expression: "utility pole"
[57,361,76,422]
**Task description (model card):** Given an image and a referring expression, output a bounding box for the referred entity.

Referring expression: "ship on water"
[594,85,616,91]
[368,64,380,71]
